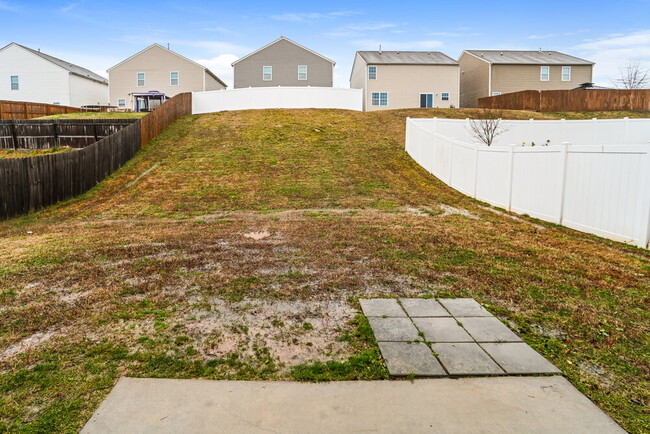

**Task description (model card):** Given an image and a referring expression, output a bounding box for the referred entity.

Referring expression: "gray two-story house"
[232,37,334,88]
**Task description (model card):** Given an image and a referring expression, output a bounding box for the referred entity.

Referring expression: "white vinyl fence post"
[473,144,479,198]
[635,144,650,248]
[405,117,411,155]
[558,142,571,225]
[507,144,516,211]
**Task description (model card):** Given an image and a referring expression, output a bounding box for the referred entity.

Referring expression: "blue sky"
[1,0,649,88]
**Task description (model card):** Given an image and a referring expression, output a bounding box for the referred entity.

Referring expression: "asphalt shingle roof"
[465,50,593,65]
[16,43,108,84]
[358,51,458,65]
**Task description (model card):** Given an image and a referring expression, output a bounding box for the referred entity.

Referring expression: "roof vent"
[397,51,400,54]
[500,52,503,55]
[379,44,382,54]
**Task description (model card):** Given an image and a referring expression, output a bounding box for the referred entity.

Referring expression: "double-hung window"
[170,71,179,86]
[368,66,377,80]
[540,66,550,81]
[441,92,450,101]
[298,65,307,80]
[10,75,19,90]
[372,92,388,106]
[117,99,126,108]
[263,66,272,81]
[137,72,145,87]
[561,66,571,81]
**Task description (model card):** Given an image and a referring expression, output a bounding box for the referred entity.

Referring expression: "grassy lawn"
[0,147,74,159]
[35,111,147,120]
[0,108,648,433]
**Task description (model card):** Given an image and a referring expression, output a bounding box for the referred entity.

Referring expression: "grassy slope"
[0,108,648,432]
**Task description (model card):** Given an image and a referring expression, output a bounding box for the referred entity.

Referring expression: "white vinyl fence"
[406,117,650,248]
[192,87,362,114]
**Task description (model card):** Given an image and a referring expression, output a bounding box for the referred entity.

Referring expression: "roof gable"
[463,50,594,65]
[232,37,335,66]
[0,42,108,84]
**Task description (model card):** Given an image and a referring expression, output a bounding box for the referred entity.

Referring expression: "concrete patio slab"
[460,317,523,343]
[412,317,474,342]
[360,299,406,317]
[82,377,625,433]
[432,343,505,376]
[438,298,493,317]
[481,343,562,375]
[367,317,420,341]
[399,298,450,317]
[378,342,446,377]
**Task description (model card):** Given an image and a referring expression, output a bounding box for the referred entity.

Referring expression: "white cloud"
[347,23,396,31]
[350,39,444,50]
[270,11,359,22]
[574,30,650,86]
[195,54,239,88]
[60,1,85,13]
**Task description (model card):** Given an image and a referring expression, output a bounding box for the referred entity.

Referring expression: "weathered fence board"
[0,100,83,120]
[479,89,650,112]
[0,93,192,220]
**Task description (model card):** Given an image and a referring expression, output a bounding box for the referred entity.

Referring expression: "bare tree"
[613,61,649,89]
[468,110,507,147]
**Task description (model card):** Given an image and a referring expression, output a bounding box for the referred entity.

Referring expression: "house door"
[420,93,434,108]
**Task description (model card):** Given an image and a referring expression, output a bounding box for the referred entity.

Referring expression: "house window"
[117,99,126,108]
[441,92,450,101]
[368,66,377,80]
[540,66,550,81]
[10,75,19,90]
[298,65,308,81]
[263,66,272,81]
[137,72,145,87]
[420,93,433,108]
[562,66,571,81]
[170,72,179,86]
[492,92,502,96]
[372,92,388,106]
[52,102,60,105]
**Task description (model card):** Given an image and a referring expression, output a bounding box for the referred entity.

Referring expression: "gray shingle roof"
[15,43,108,84]
[465,50,593,65]
[358,51,458,65]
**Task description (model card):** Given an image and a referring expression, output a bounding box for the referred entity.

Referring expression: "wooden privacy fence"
[0,119,136,149]
[0,100,81,120]
[0,93,192,220]
[479,89,650,112]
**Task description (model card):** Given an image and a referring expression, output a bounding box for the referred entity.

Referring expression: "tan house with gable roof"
[350,51,460,111]
[459,50,595,108]
[108,44,226,112]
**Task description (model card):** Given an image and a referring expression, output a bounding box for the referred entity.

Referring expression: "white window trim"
[441,92,450,101]
[137,72,146,87]
[561,66,571,81]
[372,92,388,106]
[298,65,308,81]
[263,66,272,81]
[117,98,126,108]
[368,66,377,80]
[492,92,502,96]
[540,66,550,81]
[10,75,19,90]
[170,71,179,86]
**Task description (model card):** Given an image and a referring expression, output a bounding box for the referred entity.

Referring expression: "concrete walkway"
[82,376,624,433]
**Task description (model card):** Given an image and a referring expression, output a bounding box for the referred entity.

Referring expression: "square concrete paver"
[378,342,447,377]
[399,298,451,317]
[367,317,420,341]
[432,343,505,376]
[460,317,523,343]
[438,298,493,317]
[413,318,474,343]
[359,299,406,317]
[480,343,561,375]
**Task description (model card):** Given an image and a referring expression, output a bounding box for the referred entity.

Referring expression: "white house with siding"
[0,42,108,107]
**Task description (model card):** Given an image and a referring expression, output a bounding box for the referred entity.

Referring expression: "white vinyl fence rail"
[406,117,650,248]
[192,87,362,114]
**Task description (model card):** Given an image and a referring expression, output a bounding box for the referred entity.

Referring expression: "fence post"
[635,144,650,248]
[473,144,479,198]
[557,142,571,225]
[507,144,515,211]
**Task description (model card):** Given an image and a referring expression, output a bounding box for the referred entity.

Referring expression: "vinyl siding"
[349,53,367,110]
[109,45,212,109]
[234,39,333,88]
[205,72,226,91]
[364,64,459,111]
[68,73,109,107]
[459,52,490,108]
[491,64,593,94]
[0,44,72,105]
